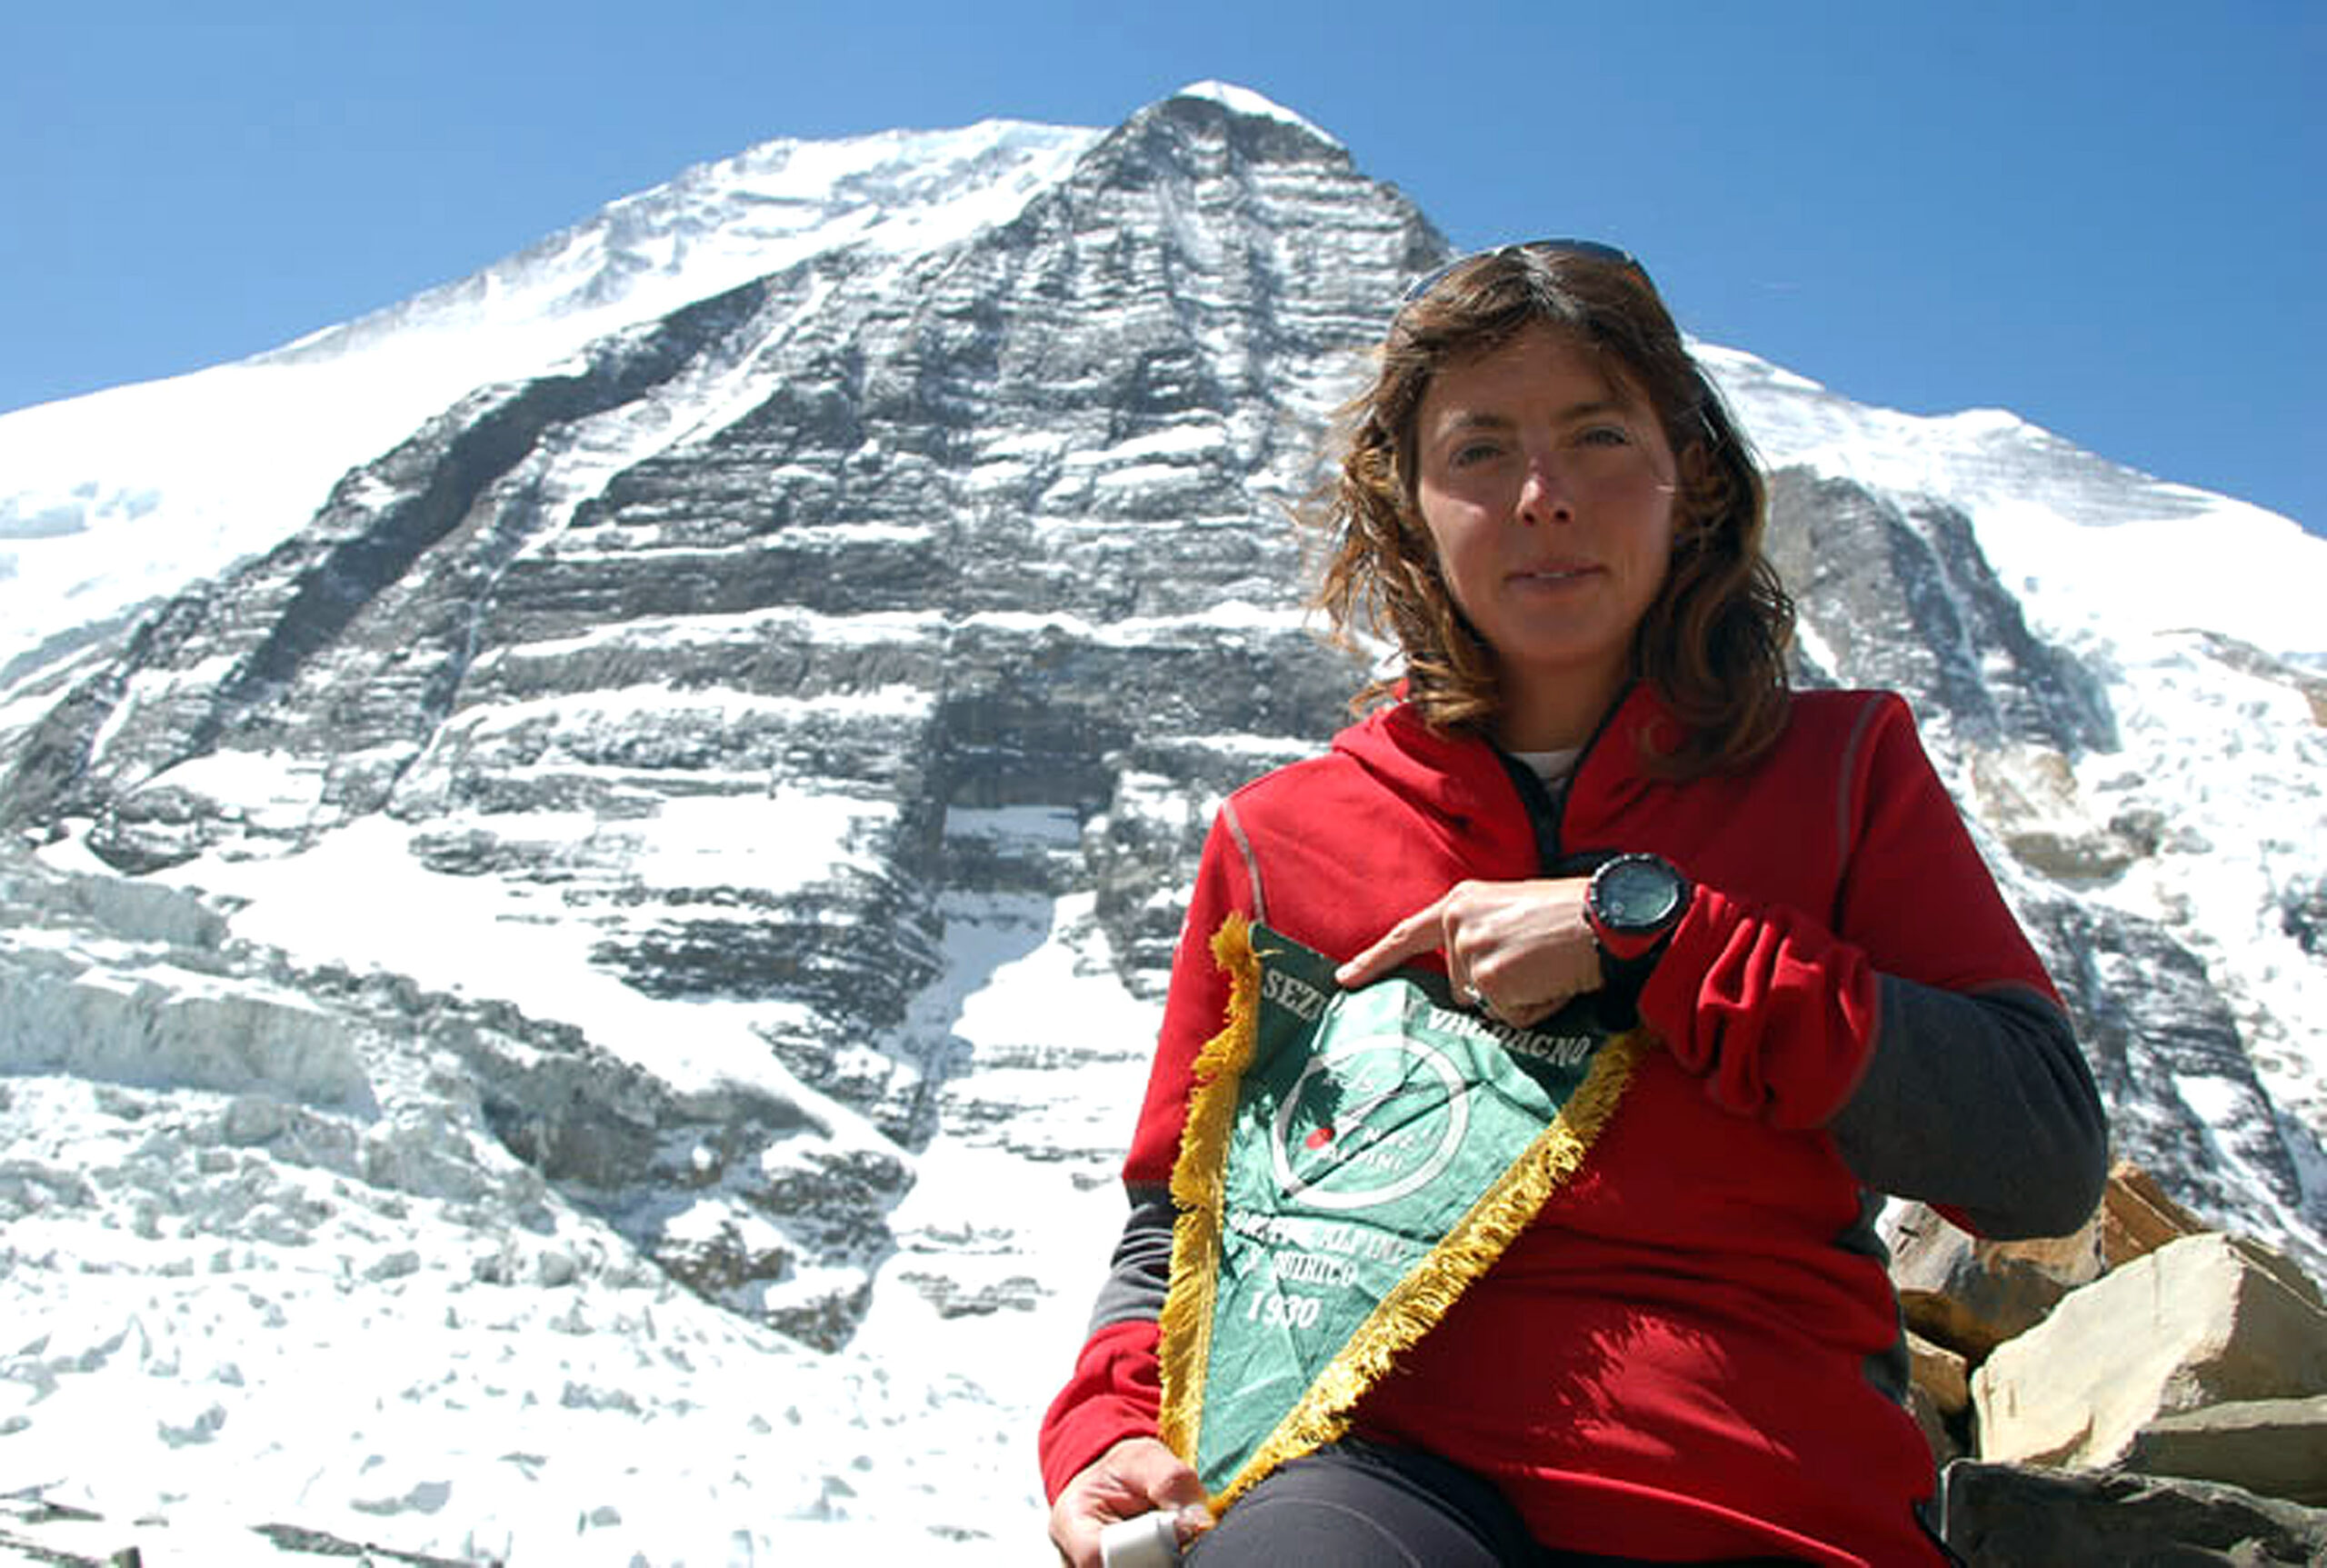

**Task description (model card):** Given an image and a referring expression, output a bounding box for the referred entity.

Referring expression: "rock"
[1887,1201,2104,1359]
[1972,1233,2327,1469]
[2123,1395,2327,1507]
[1910,1381,1965,1469]
[252,1522,483,1564]
[1910,1332,1971,1418]
[2101,1158,2208,1267]
[1941,1460,2327,1566]
[1907,1331,1972,1467]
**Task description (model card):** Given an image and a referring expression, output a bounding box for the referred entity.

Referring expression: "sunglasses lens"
[1398,239,1649,307]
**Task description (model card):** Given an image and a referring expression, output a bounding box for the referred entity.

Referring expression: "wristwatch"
[1585,853,1692,958]
[1584,854,1692,1026]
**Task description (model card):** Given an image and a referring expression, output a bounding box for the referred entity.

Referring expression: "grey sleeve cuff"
[1085,1181,1176,1335]
[1826,977,2109,1239]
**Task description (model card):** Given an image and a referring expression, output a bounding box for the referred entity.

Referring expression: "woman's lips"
[1510,563,1600,584]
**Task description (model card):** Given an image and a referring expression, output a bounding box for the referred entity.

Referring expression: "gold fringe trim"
[1209,1029,1645,1509]
[1154,911,1262,1464]
[1155,912,1647,1512]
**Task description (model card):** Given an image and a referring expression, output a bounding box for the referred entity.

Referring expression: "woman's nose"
[1516,454,1575,525]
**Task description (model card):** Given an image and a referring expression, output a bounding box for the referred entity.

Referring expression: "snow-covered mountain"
[2,80,2322,1565]
[0,115,1100,694]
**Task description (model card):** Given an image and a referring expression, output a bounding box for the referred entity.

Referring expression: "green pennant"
[1157,914,1643,1508]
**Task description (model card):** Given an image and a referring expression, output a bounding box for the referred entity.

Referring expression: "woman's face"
[1412,324,1680,749]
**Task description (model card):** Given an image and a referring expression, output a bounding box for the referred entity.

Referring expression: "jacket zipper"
[1487,681,1636,875]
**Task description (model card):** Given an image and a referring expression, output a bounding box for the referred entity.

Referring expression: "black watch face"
[1596,857,1683,934]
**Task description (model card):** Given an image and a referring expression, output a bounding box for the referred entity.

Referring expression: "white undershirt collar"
[1508,746,1583,785]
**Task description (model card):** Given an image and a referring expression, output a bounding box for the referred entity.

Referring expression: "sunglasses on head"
[1398,238,1653,308]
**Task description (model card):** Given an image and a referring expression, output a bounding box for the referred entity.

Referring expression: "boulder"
[1972,1233,2327,1469]
[2100,1158,2208,1267]
[1913,1389,1964,1469]
[1906,1332,1972,1466]
[1909,1332,1970,1417]
[1941,1460,2327,1566]
[1887,1201,2103,1358]
[2123,1394,2327,1507]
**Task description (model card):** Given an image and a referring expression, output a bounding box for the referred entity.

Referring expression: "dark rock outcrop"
[1942,1462,2327,1566]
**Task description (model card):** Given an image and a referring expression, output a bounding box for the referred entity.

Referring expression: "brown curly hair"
[1305,244,1794,776]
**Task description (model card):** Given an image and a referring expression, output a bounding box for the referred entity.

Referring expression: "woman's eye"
[1577,424,1632,447]
[1448,440,1503,468]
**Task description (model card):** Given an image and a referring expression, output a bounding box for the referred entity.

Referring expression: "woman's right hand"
[1048,1436,1213,1567]
[1335,876,1602,1028]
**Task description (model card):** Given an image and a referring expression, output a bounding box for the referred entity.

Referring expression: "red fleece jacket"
[1041,687,2068,1565]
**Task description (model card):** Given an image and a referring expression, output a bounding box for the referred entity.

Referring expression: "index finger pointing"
[1333,895,1452,989]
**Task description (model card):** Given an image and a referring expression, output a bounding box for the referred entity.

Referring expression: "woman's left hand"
[1334,878,1603,1027]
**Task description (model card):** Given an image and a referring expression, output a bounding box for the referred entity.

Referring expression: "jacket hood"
[1331,689,1682,860]
[1330,704,1511,825]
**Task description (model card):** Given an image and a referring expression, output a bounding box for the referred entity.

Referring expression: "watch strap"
[1592,936,1671,1032]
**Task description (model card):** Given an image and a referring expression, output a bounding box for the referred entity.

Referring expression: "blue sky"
[4,3,2321,533]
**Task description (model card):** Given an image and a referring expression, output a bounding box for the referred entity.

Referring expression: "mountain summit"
[1,84,2322,1564]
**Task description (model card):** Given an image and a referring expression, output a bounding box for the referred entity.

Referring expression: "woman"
[1041,242,2107,1566]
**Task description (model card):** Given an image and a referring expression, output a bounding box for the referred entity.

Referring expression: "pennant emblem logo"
[1272,1033,1471,1209]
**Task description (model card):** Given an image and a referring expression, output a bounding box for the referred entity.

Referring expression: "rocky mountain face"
[1760,469,2314,1241]
[2,92,1436,1350]
[1,86,2322,1557]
